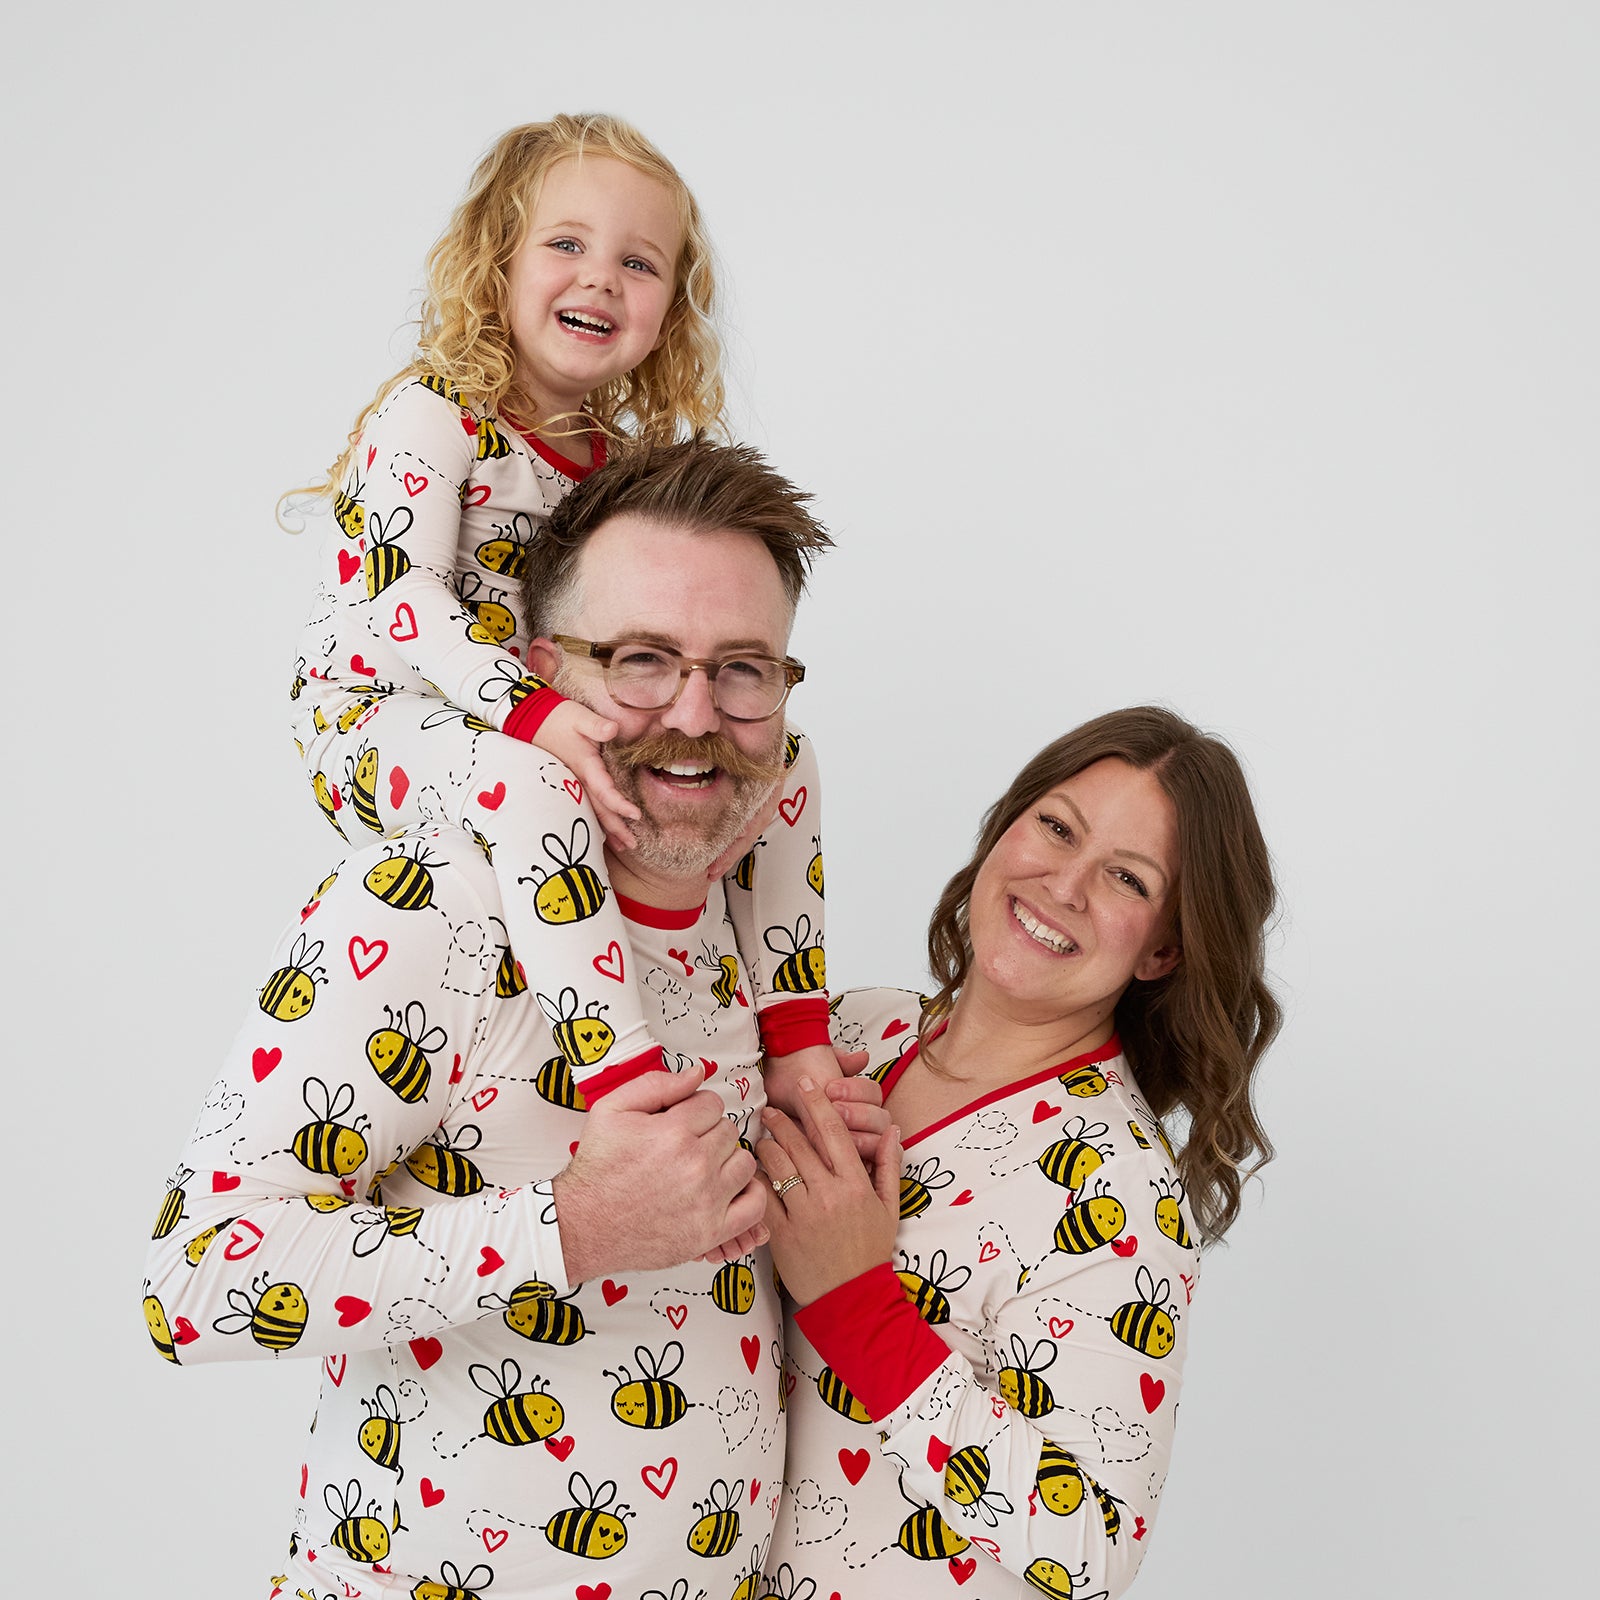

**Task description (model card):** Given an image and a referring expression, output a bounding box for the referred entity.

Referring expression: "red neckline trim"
[883,1029,1124,1148]
[514,424,607,481]
[614,890,706,930]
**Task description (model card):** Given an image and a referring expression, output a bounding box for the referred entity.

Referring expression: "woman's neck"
[930,984,1116,1085]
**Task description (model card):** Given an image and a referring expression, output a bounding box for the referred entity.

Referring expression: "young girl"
[291,113,835,1106]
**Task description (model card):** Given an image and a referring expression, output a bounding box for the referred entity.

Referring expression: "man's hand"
[528,699,640,851]
[552,1066,766,1284]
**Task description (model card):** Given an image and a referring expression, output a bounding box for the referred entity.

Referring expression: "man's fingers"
[721,1174,770,1241]
[594,1061,702,1115]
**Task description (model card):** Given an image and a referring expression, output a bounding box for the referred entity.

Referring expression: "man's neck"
[602,846,709,914]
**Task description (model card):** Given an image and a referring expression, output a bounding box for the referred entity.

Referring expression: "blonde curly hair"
[311,113,727,503]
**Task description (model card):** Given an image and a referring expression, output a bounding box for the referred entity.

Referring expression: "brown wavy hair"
[922,706,1281,1243]
[301,113,727,509]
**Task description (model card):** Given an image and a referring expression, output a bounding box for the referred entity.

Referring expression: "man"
[144,442,866,1598]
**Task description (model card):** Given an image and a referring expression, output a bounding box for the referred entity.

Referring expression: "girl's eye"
[624,256,658,275]
[548,238,580,254]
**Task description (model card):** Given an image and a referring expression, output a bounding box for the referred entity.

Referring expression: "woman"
[758,706,1279,1599]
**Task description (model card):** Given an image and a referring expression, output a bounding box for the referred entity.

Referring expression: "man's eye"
[721,658,767,681]
[614,648,671,671]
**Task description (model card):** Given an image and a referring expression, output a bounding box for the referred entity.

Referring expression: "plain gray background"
[3,3,1595,1591]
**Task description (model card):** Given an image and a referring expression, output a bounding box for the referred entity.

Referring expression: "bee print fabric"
[766,989,1202,1600]
[291,377,831,1094]
[144,828,783,1598]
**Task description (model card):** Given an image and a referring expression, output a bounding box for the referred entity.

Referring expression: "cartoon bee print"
[419,373,466,407]
[943,1444,1015,1527]
[259,933,326,1022]
[358,1383,405,1478]
[413,1561,496,1600]
[494,941,527,999]
[420,703,496,737]
[289,655,307,701]
[764,914,826,995]
[362,506,415,599]
[1021,1558,1099,1600]
[544,1471,632,1560]
[336,690,389,735]
[892,1478,971,1561]
[685,1476,743,1556]
[405,1124,486,1196]
[343,740,386,836]
[457,572,516,643]
[730,845,759,891]
[898,1155,954,1219]
[711,1257,757,1315]
[783,731,802,768]
[366,1001,447,1102]
[213,1272,309,1353]
[1110,1265,1179,1359]
[477,656,551,715]
[728,1538,771,1600]
[997,1333,1058,1418]
[183,1221,227,1267]
[1152,1177,1194,1249]
[606,1341,689,1429]
[895,1249,972,1325]
[151,1165,192,1240]
[1060,1061,1109,1098]
[1053,1178,1127,1256]
[519,820,607,926]
[1092,1479,1127,1543]
[1035,1442,1088,1517]
[143,1289,180,1363]
[814,1363,873,1424]
[291,1078,370,1178]
[333,468,366,540]
[311,770,342,832]
[480,1280,589,1346]
[473,417,511,462]
[476,511,534,580]
[1035,1118,1113,1194]
[536,987,615,1070]
[533,1053,587,1111]
[470,1358,565,1446]
[695,941,740,1008]
[353,1203,425,1259]
[806,835,824,898]
[363,842,441,912]
[323,1478,404,1562]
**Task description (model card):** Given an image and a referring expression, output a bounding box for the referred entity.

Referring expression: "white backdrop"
[3,3,1595,1592]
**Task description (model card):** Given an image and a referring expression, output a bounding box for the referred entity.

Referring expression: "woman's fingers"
[791,1075,865,1177]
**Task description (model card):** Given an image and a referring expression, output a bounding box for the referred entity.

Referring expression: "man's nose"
[660,666,720,738]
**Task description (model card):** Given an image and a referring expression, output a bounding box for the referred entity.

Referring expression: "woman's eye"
[1114,869,1150,898]
[1038,811,1071,841]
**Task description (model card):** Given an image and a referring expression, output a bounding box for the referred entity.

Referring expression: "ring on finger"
[772,1174,805,1198]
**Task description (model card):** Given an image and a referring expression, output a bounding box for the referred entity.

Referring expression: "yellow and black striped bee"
[815,1364,873,1424]
[544,1471,631,1560]
[534,1053,587,1112]
[1152,1177,1193,1249]
[1035,1442,1087,1517]
[457,572,516,643]
[728,1539,771,1600]
[183,1221,226,1267]
[289,655,307,702]
[480,657,550,718]
[783,730,802,768]
[143,1290,180,1363]
[323,1479,404,1562]
[764,915,826,995]
[997,1334,1058,1418]
[1110,1266,1179,1359]
[420,373,466,406]
[896,1249,971,1326]
[358,1383,405,1477]
[366,1001,447,1103]
[354,1203,424,1259]
[306,1192,355,1214]
[366,1147,404,1203]
[495,943,527,999]
[412,1559,495,1600]
[473,417,511,461]
[476,530,531,580]
[291,1078,370,1178]
[260,933,327,1022]
[151,1165,191,1240]
[363,506,415,599]
[1092,1479,1126,1544]
[537,987,615,1071]
[1060,1062,1109,1099]
[482,1279,589,1346]
[313,706,330,734]
[731,845,759,891]
[420,702,496,737]
[695,942,740,1008]
[806,840,824,898]
[213,1273,309,1352]
[311,770,342,832]
[1035,1119,1113,1195]
[711,1258,757,1315]
[406,1125,486,1196]
[364,842,440,911]
[1126,1118,1152,1151]
[345,742,385,835]
[685,1476,743,1556]
[519,820,607,926]
[471,1358,566,1446]
[337,690,389,734]
[1054,1182,1127,1256]
[607,1341,689,1429]
[333,469,366,540]
[943,1444,1015,1527]
[898,1155,955,1219]
[895,1501,970,1561]
[1021,1557,1091,1600]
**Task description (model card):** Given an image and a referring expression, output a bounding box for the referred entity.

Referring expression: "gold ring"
[772,1174,805,1198]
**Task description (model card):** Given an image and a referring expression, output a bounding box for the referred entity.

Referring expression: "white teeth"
[657,763,714,781]
[1012,899,1077,954]
[559,311,614,333]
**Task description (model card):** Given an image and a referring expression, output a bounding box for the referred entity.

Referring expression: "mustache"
[608,729,785,786]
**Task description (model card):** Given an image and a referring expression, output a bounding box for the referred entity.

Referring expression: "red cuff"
[759,997,832,1057]
[795,1262,951,1421]
[503,682,565,742]
[576,1045,665,1103]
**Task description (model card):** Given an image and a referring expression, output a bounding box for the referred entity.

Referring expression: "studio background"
[3,3,1594,1592]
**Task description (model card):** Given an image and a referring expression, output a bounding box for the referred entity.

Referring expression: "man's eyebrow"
[613,630,779,656]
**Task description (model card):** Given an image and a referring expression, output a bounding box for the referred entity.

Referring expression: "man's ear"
[1134,941,1181,983]
[526,637,561,682]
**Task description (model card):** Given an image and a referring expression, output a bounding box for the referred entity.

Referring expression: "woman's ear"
[1134,941,1181,983]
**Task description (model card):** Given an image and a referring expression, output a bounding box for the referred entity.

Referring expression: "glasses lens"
[606,645,678,710]
[714,656,787,720]
[602,644,788,720]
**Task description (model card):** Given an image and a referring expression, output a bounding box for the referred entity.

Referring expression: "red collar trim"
[885,1030,1124,1149]
[515,425,607,481]
[614,890,706,930]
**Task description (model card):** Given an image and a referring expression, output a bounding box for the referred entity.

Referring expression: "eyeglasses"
[551,635,806,723]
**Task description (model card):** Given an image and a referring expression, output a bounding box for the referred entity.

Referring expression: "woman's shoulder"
[827,987,926,1074]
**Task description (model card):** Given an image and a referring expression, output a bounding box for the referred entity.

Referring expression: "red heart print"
[300,900,320,922]
[1048,1316,1075,1339]
[389,766,409,809]
[172,1316,199,1345]
[350,654,375,677]
[926,1437,951,1471]
[991,1396,1007,1420]
[593,942,625,982]
[337,549,360,584]
[950,1190,974,1206]
[252,1047,281,1082]
[324,1353,346,1386]
[563,777,583,803]
[1112,1235,1138,1258]
[665,1304,688,1330]
[348,937,388,979]
[212,1170,240,1193]
[668,947,691,975]
[463,483,491,507]
[949,1556,976,1585]
[335,1296,371,1326]
[390,603,418,643]
[741,1335,762,1373]
[481,1528,508,1553]
[477,1248,505,1277]
[882,1018,908,1038]
[641,1458,677,1498]
[700,1057,718,1077]
[300,1463,308,1497]
[734,1076,750,1100]
[576,1586,610,1600]
[451,1053,465,1085]
[778,786,807,826]
[478,782,506,811]
[1133,1515,1148,1541]
[569,1142,580,1156]
[839,1448,869,1485]
[1033,1100,1062,1123]
[602,1279,628,1306]
[545,1435,575,1461]
[339,1178,356,1196]
[419,1478,444,1508]
[970,1537,1001,1558]
[735,988,748,1007]
[750,1479,761,1505]
[1140,1373,1166,1413]
[461,415,477,436]
[403,471,428,497]
[223,1219,263,1260]
[410,1336,443,1371]
[978,1241,1000,1263]
[365,444,376,468]
[784,1373,797,1397]
[471,1086,499,1112]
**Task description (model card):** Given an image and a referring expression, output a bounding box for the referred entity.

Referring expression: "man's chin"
[618,818,738,881]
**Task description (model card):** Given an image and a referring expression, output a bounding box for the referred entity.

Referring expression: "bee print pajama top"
[144,827,786,1600]
[292,375,831,1098]
[766,989,1203,1600]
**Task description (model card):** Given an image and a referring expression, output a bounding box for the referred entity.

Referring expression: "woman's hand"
[757,1076,902,1306]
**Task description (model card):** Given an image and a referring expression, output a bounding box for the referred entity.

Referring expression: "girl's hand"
[530,701,641,850]
[757,1076,901,1306]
